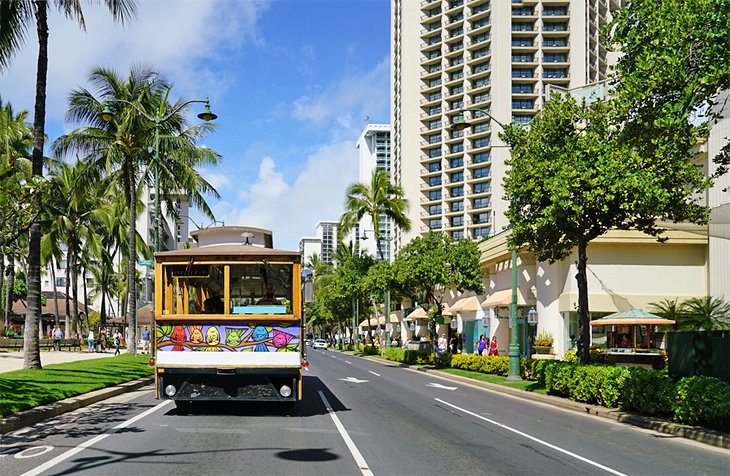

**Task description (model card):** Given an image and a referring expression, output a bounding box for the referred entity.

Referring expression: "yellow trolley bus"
[151,226,306,406]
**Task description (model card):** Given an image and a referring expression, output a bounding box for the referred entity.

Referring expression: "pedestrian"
[87,329,95,353]
[437,334,447,353]
[142,326,151,353]
[113,329,121,356]
[53,326,63,351]
[488,336,499,356]
[477,334,487,356]
[449,336,458,354]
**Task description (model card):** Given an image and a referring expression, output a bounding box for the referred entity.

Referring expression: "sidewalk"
[0,348,126,373]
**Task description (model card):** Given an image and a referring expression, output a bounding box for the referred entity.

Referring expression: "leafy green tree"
[501,94,710,364]
[609,0,730,171]
[53,66,220,354]
[393,232,483,365]
[0,0,137,369]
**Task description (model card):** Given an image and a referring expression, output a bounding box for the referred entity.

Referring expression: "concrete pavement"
[0,349,119,373]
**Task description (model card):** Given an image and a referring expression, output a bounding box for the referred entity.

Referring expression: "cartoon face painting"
[206,326,220,346]
[272,329,294,348]
[225,328,246,347]
[189,325,204,344]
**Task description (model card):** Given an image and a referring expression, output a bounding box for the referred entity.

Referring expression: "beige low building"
[475,224,707,358]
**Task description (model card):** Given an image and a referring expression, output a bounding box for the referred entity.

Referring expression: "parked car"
[312,339,327,349]
[305,339,313,347]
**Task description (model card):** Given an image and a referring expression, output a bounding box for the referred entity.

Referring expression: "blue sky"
[0,0,391,250]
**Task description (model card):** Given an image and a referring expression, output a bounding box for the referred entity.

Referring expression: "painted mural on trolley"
[156,323,300,352]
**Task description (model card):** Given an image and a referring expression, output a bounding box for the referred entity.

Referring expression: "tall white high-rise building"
[355,123,393,261]
[391,0,623,250]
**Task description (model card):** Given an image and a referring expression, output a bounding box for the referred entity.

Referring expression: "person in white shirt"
[87,330,95,353]
[437,334,447,353]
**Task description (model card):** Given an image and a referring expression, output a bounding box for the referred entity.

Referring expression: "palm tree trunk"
[127,157,137,354]
[65,256,71,338]
[0,247,5,332]
[23,0,49,370]
[71,254,80,336]
[49,259,60,328]
[83,267,90,331]
[5,253,15,331]
[576,239,590,365]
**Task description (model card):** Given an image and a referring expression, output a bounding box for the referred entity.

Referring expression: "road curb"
[412,366,730,450]
[0,376,154,435]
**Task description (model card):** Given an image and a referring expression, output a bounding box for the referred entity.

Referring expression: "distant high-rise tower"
[356,124,393,261]
[316,221,339,265]
[391,0,623,248]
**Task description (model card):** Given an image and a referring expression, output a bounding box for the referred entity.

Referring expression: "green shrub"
[618,367,674,416]
[570,365,603,403]
[383,348,405,362]
[544,362,576,397]
[436,352,452,368]
[597,366,629,408]
[673,376,730,431]
[563,348,608,364]
[361,345,379,355]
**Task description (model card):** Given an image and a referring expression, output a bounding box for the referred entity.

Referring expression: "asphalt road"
[1,349,728,475]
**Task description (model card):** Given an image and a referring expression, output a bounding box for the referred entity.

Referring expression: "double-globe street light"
[101,98,217,254]
[450,107,522,381]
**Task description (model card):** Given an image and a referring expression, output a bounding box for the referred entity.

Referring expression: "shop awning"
[450,295,485,313]
[590,309,675,326]
[405,303,452,320]
[481,289,527,307]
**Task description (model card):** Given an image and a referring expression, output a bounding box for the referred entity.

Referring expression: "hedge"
[381,350,730,432]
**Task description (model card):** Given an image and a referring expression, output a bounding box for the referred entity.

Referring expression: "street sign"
[139,259,153,267]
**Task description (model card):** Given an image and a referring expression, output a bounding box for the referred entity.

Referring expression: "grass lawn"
[435,367,547,393]
[0,354,154,417]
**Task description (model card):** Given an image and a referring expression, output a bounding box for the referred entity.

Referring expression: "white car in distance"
[312,339,327,349]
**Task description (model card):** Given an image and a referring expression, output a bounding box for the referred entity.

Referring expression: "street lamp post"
[361,229,392,349]
[450,107,522,381]
[101,98,217,254]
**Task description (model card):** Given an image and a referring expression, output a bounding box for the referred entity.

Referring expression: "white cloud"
[290,57,389,134]
[200,170,232,191]
[214,140,359,250]
[0,0,270,122]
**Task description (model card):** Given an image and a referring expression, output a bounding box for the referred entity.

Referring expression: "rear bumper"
[156,367,301,402]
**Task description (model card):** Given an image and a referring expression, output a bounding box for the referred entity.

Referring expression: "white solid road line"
[435,398,627,476]
[21,400,172,476]
[368,371,381,377]
[318,390,373,476]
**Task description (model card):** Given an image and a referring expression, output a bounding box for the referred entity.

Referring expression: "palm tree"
[0,0,136,369]
[338,168,410,259]
[681,296,730,331]
[43,160,103,337]
[0,96,33,334]
[53,66,220,353]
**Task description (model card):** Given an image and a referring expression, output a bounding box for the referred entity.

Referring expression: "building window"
[513,114,533,124]
[512,84,533,93]
[512,53,533,62]
[450,171,464,182]
[544,54,567,63]
[472,197,490,209]
[450,71,464,81]
[451,216,464,227]
[428,134,442,144]
[428,92,442,101]
[473,227,491,238]
[512,7,534,16]
[544,7,567,16]
[473,166,490,178]
[449,27,464,37]
[512,38,533,47]
[428,120,443,130]
[543,23,567,32]
[428,148,442,158]
[450,157,464,168]
[472,33,490,44]
[473,93,490,104]
[544,68,568,78]
[451,201,464,212]
[452,230,465,240]
[428,106,442,115]
[428,162,442,172]
[428,176,442,186]
[449,13,464,23]
[429,205,442,215]
[472,137,489,148]
[473,47,490,59]
[472,18,489,29]
[449,42,464,52]
[544,38,567,47]
[512,68,534,78]
[512,22,534,31]
[472,122,489,133]
[428,78,442,87]
[428,190,442,200]
[473,182,490,194]
[472,62,490,74]
[473,212,490,224]
[429,219,443,229]
[56,277,67,287]
[472,152,489,164]
[450,56,464,67]
[512,99,534,109]
[450,143,464,153]
[473,77,490,88]
[450,186,464,197]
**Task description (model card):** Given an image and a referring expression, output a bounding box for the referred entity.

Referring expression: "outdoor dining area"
[590,308,675,369]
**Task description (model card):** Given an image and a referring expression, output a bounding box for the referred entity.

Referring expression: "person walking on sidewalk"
[113,329,121,356]
[142,326,151,353]
[87,330,95,353]
[53,327,63,351]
